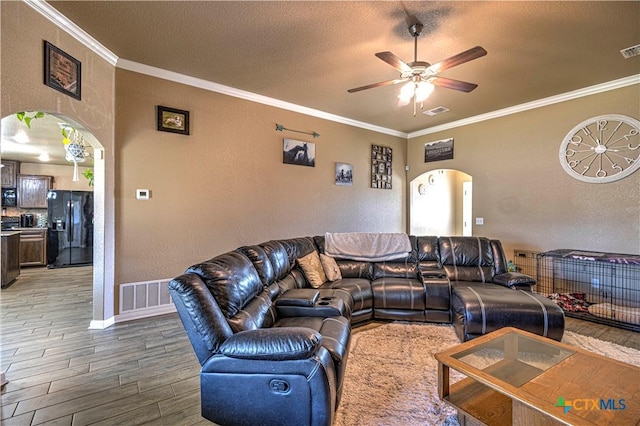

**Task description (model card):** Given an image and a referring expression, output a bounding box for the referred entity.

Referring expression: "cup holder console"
[276,292,347,318]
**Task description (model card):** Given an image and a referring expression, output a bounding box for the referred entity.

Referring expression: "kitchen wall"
[20,163,93,191]
[3,163,94,221]
[407,84,640,258]
[115,69,407,288]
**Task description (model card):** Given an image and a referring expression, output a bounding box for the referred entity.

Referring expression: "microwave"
[1,188,17,207]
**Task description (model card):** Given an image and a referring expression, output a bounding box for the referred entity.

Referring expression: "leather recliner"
[170,249,351,426]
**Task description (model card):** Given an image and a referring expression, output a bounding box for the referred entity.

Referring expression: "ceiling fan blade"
[347,78,407,93]
[375,51,412,73]
[431,77,478,93]
[428,46,487,73]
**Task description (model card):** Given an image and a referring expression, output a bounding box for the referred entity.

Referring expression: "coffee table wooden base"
[435,327,640,426]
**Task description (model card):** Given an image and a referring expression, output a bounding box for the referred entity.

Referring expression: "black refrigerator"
[47,190,94,268]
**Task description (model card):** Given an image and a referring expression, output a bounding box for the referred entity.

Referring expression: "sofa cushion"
[226,284,279,332]
[371,278,426,310]
[451,285,565,341]
[320,254,342,281]
[416,236,440,265]
[297,251,327,288]
[372,261,419,280]
[236,245,275,286]
[439,236,495,283]
[280,237,317,264]
[186,252,264,319]
[261,240,291,281]
[336,260,372,279]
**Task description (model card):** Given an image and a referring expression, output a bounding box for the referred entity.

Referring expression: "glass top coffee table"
[435,327,639,425]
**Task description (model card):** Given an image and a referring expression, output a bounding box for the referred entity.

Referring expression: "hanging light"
[398,81,415,105]
[415,81,434,102]
[398,78,435,116]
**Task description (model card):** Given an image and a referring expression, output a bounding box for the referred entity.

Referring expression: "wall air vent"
[423,106,450,116]
[620,44,640,59]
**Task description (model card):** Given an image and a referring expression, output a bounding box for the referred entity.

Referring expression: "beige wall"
[115,69,406,286]
[3,2,638,320]
[408,85,640,259]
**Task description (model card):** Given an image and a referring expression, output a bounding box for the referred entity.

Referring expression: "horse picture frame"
[283,139,315,167]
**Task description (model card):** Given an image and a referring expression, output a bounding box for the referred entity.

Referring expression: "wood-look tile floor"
[1,266,639,425]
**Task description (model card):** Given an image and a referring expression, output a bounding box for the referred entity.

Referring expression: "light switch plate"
[136,189,150,200]
[475,217,484,225]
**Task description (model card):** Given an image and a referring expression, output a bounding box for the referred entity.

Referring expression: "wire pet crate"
[514,249,640,332]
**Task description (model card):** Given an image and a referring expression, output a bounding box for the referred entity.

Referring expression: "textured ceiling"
[48,1,640,134]
[2,1,640,166]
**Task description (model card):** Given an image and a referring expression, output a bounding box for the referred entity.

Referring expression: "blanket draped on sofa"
[324,232,412,261]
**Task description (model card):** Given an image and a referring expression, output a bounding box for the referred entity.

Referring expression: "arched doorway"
[409,169,473,236]
[1,111,106,327]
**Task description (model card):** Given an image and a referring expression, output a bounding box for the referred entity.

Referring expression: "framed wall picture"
[371,145,392,189]
[425,138,454,162]
[157,106,190,135]
[44,41,81,100]
[335,162,353,186]
[283,139,315,167]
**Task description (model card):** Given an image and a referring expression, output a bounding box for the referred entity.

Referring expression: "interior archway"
[409,169,473,236]
[1,111,106,327]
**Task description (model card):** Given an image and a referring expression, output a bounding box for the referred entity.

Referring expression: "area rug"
[333,322,640,426]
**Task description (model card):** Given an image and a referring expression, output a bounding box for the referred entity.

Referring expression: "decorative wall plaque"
[371,145,392,189]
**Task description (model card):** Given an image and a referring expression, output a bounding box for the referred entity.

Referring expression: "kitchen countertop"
[1,231,22,237]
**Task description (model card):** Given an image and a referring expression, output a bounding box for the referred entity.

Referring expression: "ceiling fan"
[348,22,487,116]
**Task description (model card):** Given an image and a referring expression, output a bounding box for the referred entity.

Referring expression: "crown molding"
[24,0,118,65]
[29,1,637,141]
[117,59,406,138]
[408,74,640,139]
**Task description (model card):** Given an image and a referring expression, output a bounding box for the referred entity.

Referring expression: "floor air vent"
[119,279,175,320]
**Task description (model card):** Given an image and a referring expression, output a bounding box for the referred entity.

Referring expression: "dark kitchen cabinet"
[1,232,21,286]
[17,174,53,209]
[19,228,47,266]
[1,160,20,188]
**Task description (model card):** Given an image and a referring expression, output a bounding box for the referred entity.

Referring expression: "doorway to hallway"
[409,169,472,236]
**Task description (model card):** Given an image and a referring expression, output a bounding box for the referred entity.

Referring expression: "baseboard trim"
[88,316,116,330]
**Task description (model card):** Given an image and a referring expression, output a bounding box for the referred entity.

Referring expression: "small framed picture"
[335,163,353,186]
[157,105,190,135]
[44,41,81,100]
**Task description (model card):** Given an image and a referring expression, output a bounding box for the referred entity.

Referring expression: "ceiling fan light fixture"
[415,81,434,102]
[398,81,415,102]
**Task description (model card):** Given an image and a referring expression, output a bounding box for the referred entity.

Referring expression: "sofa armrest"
[493,272,536,289]
[275,289,320,307]
[420,269,447,279]
[219,327,322,361]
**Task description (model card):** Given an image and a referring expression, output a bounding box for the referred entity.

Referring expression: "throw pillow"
[320,253,342,281]
[297,251,327,288]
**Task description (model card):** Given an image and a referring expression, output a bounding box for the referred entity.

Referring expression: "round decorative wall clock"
[559,114,640,183]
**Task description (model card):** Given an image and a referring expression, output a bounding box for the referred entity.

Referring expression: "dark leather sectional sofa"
[169,235,564,426]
